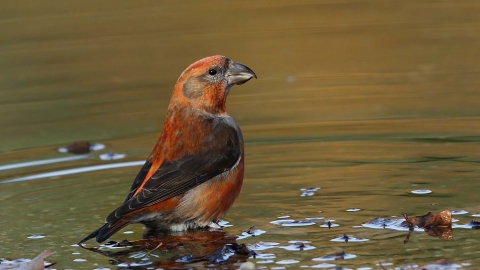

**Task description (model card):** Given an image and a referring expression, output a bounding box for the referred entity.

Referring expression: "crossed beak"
[227,61,257,85]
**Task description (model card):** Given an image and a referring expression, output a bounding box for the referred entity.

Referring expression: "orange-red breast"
[79,55,256,243]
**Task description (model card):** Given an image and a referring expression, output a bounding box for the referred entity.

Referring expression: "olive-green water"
[2,1,480,269]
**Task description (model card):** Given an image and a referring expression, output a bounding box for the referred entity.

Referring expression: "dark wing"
[106,122,241,222]
[123,160,153,203]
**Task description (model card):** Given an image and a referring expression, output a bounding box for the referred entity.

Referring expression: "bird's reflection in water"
[81,230,254,269]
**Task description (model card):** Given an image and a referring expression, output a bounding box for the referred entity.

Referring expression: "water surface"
[1,0,480,269]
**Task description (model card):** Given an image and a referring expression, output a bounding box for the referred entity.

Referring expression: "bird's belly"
[173,161,244,227]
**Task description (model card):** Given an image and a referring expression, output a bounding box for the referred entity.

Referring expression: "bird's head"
[171,55,256,115]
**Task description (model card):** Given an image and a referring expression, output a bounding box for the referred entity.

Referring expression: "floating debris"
[402,210,453,243]
[58,141,105,154]
[99,152,126,161]
[319,220,339,228]
[247,242,280,251]
[280,241,315,251]
[300,187,320,197]
[410,189,432,194]
[346,208,361,212]
[175,254,194,263]
[451,210,468,215]
[100,240,131,249]
[117,260,152,267]
[452,220,480,229]
[362,217,423,232]
[270,219,316,227]
[417,259,462,269]
[27,234,45,239]
[312,251,357,261]
[237,227,266,240]
[330,234,368,243]
[0,250,56,269]
[254,253,276,259]
[217,220,233,228]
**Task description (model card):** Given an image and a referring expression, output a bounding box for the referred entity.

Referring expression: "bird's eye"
[208,69,217,75]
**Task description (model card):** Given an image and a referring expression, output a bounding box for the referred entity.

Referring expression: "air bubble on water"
[27,234,45,239]
[410,189,432,194]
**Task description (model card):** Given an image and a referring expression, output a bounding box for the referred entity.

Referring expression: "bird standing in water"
[79,55,256,244]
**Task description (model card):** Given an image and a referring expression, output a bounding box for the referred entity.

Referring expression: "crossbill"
[79,55,256,243]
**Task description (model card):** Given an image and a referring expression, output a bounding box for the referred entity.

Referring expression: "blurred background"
[1,0,480,268]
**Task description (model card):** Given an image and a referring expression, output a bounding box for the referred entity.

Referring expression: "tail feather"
[78,218,131,244]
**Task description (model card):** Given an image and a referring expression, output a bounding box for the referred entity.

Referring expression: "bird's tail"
[78,218,131,244]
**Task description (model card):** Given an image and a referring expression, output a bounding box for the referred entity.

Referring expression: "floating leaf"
[402,210,452,243]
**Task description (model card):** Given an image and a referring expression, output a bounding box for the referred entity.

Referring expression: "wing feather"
[106,121,241,222]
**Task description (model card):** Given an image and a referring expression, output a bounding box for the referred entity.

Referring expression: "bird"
[79,55,256,244]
